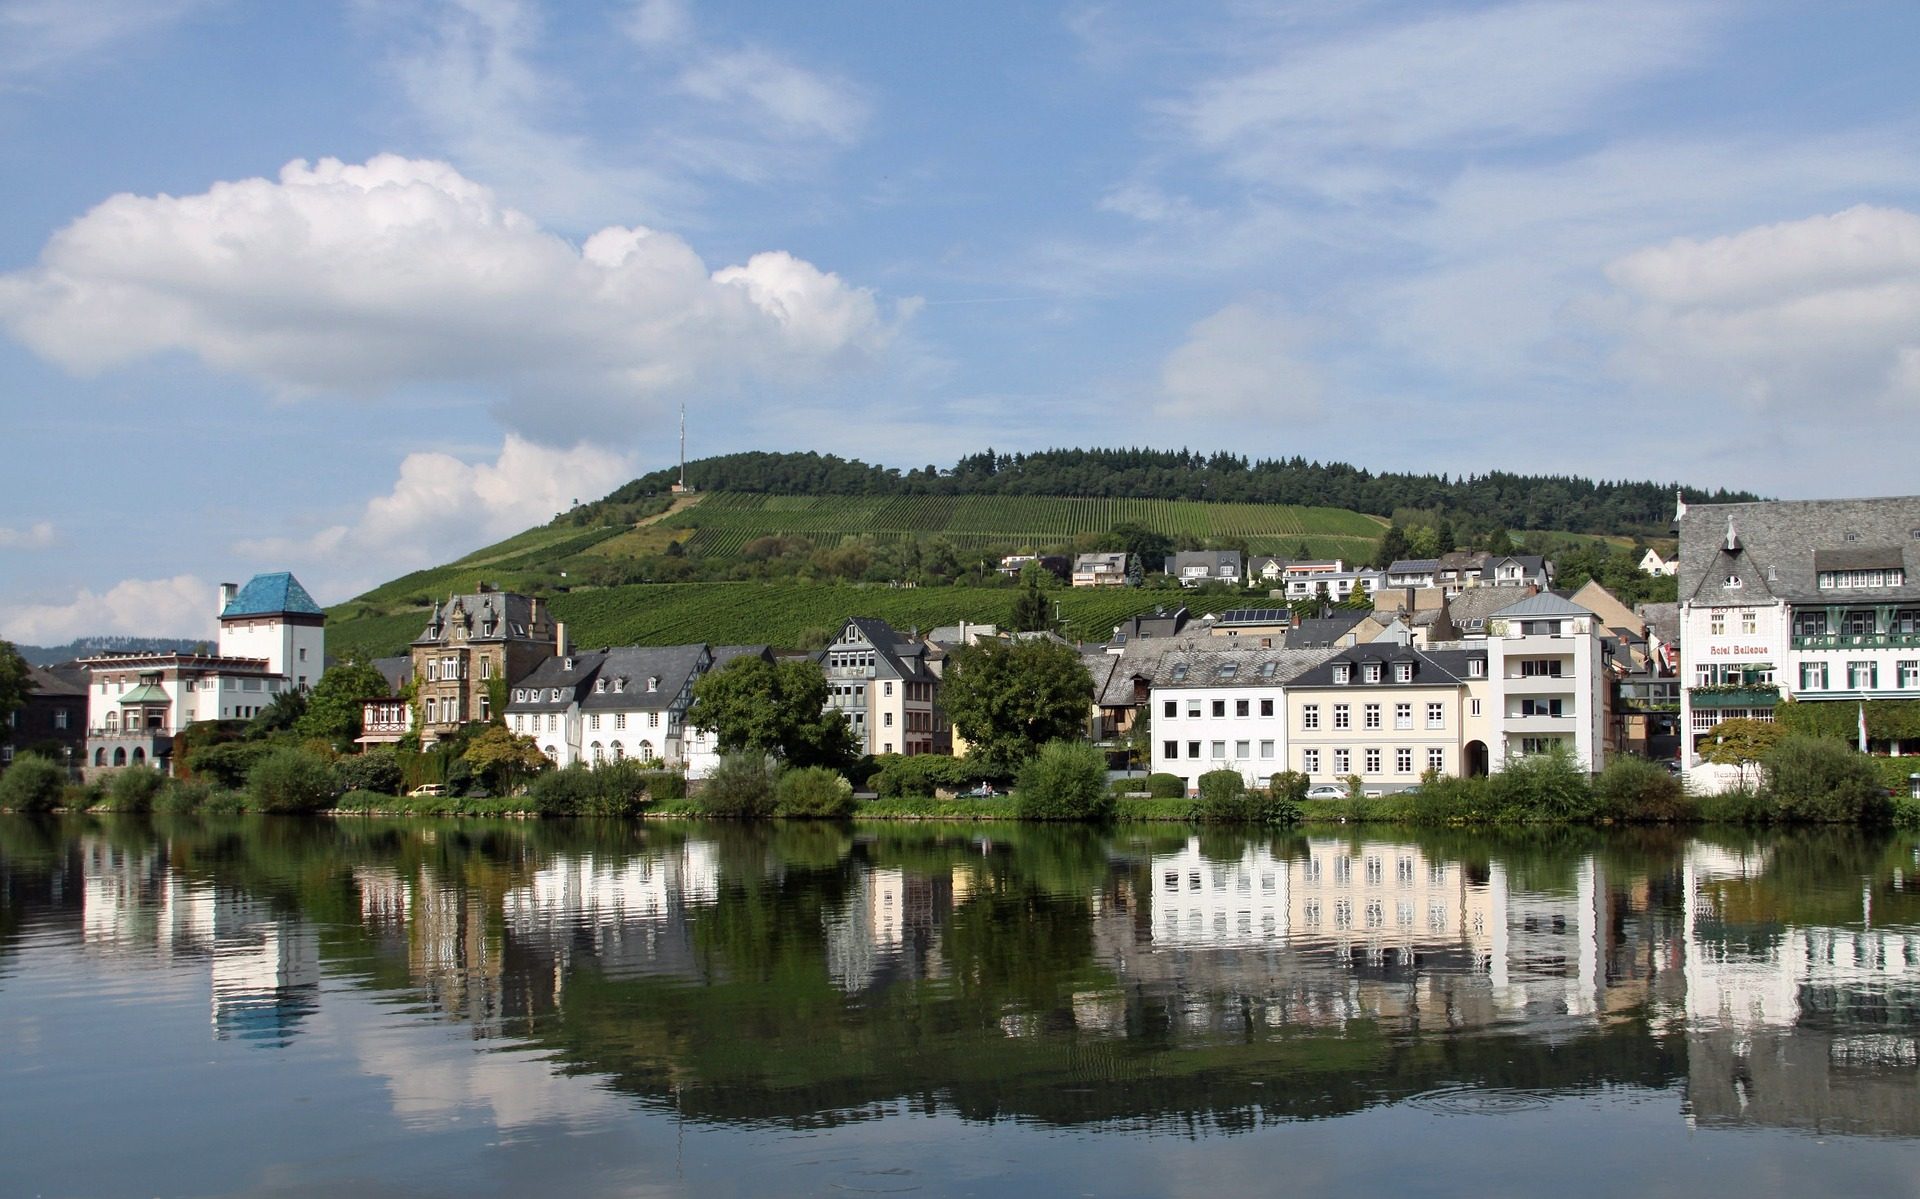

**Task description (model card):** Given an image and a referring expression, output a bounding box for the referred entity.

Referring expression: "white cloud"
[0,154,903,438]
[674,47,866,144]
[0,0,212,85]
[1156,303,1325,423]
[0,575,213,644]
[0,521,54,548]
[1601,205,1920,413]
[237,435,636,598]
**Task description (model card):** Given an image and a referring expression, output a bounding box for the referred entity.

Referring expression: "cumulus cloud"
[236,435,636,598]
[0,521,54,548]
[0,154,903,437]
[0,575,213,644]
[1601,205,1920,412]
[1157,303,1325,423]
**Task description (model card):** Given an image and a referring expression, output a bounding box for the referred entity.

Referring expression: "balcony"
[1792,631,1920,650]
[1688,685,1780,709]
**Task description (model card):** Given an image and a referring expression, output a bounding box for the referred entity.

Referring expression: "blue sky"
[3,0,1919,642]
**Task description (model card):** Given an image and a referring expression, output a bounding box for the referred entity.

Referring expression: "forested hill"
[600,448,1761,537]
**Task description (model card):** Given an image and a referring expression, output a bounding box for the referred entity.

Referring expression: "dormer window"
[1217,662,1237,680]
[647,676,659,693]
[595,679,607,693]
[614,678,626,693]
[1395,662,1412,683]
[1468,659,1485,678]
[514,689,524,702]
[1723,575,1743,589]
[1333,664,1350,684]
[563,656,573,671]
[1363,663,1381,683]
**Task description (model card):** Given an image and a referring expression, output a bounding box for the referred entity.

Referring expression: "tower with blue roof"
[216,572,327,689]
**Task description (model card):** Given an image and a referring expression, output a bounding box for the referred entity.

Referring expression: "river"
[2,816,1917,1197]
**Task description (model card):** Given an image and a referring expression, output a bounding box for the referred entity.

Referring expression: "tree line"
[601,448,1761,537]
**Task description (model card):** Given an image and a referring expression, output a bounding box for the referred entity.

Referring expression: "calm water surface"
[3,816,1918,1198]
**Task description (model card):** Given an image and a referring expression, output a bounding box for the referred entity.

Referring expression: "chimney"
[218,582,238,613]
[555,621,569,657]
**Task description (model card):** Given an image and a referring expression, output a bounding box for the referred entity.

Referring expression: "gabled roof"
[507,650,609,711]
[372,656,412,695]
[221,572,324,618]
[25,665,85,697]
[1678,497,1920,606]
[581,645,710,711]
[1387,558,1440,574]
[1149,644,1337,689]
[1286,643,1482,688]
[415,590,549,646]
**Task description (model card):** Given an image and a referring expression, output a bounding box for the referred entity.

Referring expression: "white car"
[1304,784,1347,800]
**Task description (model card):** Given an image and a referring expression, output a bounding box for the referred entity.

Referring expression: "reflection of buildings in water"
[208,895,319,1044]
[354,866,410,927]
[410,875,505,1031]
[1679,843,1920,1134]
[1140,838,1655,1034]
[825,866,954,994]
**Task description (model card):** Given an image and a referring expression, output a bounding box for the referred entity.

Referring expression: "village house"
[1164,549,1243,587]
[1071,552,1133,588]
[819,617,948,756]
[410,587,559,743]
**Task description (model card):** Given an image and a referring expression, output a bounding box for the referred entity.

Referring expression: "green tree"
[462,724,550,794]
[1700,717,1785,788]
[0,640,29,729]
[247,688,308,738]
[690,657,857,769]
[295,661,392,745]
[1010,577,1054,632]
[1013,740,1112,821]
[248,746,337,813]
[943,639,1095,771]
[1372,523,1410,569]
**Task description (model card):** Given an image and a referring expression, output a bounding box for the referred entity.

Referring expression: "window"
[1260,698,1274,717]
[1428,747,1445,772]
[1333,704,1350,730]
[1470,698,1482,716]
[1333,664,1350,684]
[615,713,627,730]
[589,714,600,730]
[1236,699,1250,717]
[1796,611,1829,637]
[1396,748,1412,773]
[1741,610,1757,635]
[1187,700,1201,718]
[1302,704,1320,730]
[1427,702,1444,729]
[1900,660,1920,688]
[1364,663,1381,683]
[1849,661,1877,690]
[427,660,439,682]
[1896,609,1920,635]
[480,695,490,721]
[1164,740,1178,760]
[1218,663,1238,680]
[1710,612,1725,636]
[546,713,556,732]
[1235,740,1250,758]
[54,708,68,730]
[1520,737,1555,755]
[883,681,894,697]
[1259,740,1275,759]
[884,712,894,727]
[1395,662,1412,683]
[1799,662,1828,690]
[1395,702,1412,730]
[1364,703,1381,730]
[1468,658,1485,678]
[1521,698,1564,716]
[425,698,437,724]
[1842,609,1876,635]
[1520,659,1564,678]
[299,647,307,662]
[1212,700,1226,718]
[1820,569,1905,589]
[649,713,660,728]
[1211,741,1226,759]
[1334,749,1350,774]
[1164,700,1176,718]
[1303,748,1321,774]
[1187,741,1200,759]
[1722,575,1743,590]
[1364,748,1381,774]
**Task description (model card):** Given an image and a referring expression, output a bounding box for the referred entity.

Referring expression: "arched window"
[131,748,145,765]
[105,711,118,732]
[591,741,603,763]
[638,740,654,762]
[94,748,106,766]
[112,747,127,766]
[611,741,624,760]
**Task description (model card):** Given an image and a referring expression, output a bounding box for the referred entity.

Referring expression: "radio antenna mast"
[678,403,687,491]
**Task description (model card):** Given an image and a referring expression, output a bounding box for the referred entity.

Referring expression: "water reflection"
[2,816,1917,1142]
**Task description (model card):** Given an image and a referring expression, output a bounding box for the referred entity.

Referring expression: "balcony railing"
[1687,685,1780,709]
[1792,631,1920,650]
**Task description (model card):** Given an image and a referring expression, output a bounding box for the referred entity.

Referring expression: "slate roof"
[25,665,85,697]
[1678,497,1920,606]
[581,645,710,712]
[1637,602,1680,646]
[415,590,548,646]
[372,656,412,695]
[221,572,324,618]
[1387,558,1440,575]
[1148,643,1338,689]
[1287,611,1368,648]
[708,645,773,671]
[1165,550,1243,575]
[1286,644,1484,689]
[507,650,610,713]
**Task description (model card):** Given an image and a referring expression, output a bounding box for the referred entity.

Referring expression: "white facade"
[1482,599,1608,772]
[1149,682,1290,789]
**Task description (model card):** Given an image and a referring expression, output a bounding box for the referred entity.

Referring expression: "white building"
[1482,593,1609,772]
[80,572,325,776]
[1147,644,1336,790]
[1676,496,1920,790]
[507,644,714,768]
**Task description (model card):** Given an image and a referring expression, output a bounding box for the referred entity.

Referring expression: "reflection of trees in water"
[4,815,1917,1135]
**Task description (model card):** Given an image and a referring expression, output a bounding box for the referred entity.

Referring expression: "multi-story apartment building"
[80,572,324,775]
[819,618,948,757]
[503,650,609,767]
[1283,642,1493,788]
[1147,645,1336,789]
[1482,593,1609,772]
[411,587,559,743]
[505,644,717,768]
[1677,496,1920,789]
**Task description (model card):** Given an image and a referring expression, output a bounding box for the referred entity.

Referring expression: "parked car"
[1304,784,1347,800]
[963,783,999,798]
[407,784,447,798]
